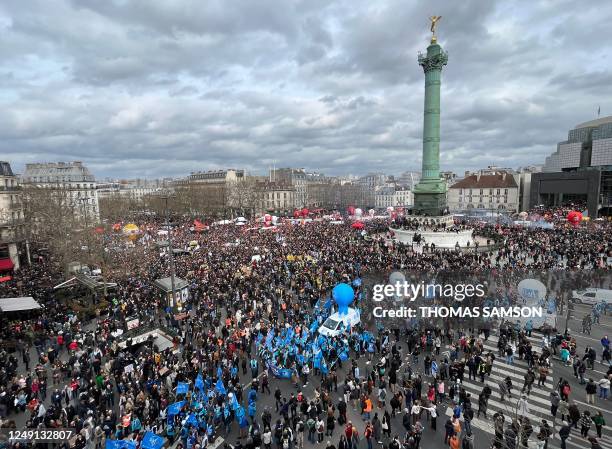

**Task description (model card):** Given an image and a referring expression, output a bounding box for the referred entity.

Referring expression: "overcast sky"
[1,0,611,180]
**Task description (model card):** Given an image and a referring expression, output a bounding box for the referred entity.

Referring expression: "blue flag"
[431,361,438,375]
[184,413,199,428]
[176,382,189,395]
[141,432,165,449]
[338,350,349,361]
[215,378,227,396]
[167,401,185,416]
[106,441,137,449]
[195,374,204,392]
[265,329,274,350]
[235,405,245,422]
[284,328,295,345]
[309,320,319,334]
[230,393,239,410]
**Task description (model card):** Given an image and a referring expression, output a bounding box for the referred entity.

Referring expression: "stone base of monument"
[391,215,474,249]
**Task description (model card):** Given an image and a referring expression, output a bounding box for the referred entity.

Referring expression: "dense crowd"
[0,211,611,449]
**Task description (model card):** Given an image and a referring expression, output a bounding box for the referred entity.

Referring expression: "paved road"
[6,317,611,449]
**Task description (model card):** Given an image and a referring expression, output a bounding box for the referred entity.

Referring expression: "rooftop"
[574,115,612,129]
[0,162,14,177]
[451,172,518,189]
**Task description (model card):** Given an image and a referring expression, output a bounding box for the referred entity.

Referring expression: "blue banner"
[176,382,189,395]
[184,413,199,428]
[195,373,204,392]
[141,432,165,449]
[267,361,293,379]
[167,401,185,416]
[106,440,137,449]
[215,378,226,396]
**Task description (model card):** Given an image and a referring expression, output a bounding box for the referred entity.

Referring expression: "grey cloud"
[0,0,610,179]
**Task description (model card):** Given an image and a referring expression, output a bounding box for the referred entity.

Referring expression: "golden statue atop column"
[429,16,442,43]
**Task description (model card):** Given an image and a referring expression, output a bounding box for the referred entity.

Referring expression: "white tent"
[0,296,42,312]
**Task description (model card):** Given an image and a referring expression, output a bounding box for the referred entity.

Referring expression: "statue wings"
[430,16,442,33]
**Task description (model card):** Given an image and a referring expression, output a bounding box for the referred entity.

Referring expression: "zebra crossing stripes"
[441,332,611,449]
[443,407,612,449]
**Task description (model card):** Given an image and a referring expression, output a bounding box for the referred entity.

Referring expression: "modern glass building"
[543,116,612,171]
[533,116,612,217]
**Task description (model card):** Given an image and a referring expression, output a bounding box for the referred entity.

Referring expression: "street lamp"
[78,197,92,257]
[160,193,178,312]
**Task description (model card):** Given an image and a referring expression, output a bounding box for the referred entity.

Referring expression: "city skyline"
[1,0,611,179]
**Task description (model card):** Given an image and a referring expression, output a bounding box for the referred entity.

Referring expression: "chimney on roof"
[476,172,481,182]
[502,172,506,181]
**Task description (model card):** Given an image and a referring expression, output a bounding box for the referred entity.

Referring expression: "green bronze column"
[413,34,449,216]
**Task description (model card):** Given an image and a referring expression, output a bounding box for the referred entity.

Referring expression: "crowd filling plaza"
[0,204,611,449]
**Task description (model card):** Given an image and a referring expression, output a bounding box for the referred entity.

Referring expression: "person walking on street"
[559,421,571,449]
[550,390,560,418]
[364,422,373,449]
[568,402,581,429]
[539,420,552,449]
[592,411,605,439]
[580,411,592,438]
[598,376,610,399]
[586,379,597,404]
[587,436,603,449]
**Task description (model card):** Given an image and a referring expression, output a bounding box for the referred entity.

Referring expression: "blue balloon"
[333,283,354,314]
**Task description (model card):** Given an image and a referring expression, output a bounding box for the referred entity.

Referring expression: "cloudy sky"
[1,0,611,180]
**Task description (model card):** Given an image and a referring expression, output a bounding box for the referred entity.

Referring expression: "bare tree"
[21,184,82,266]
[226,179,258,218]
[99,193,139,222]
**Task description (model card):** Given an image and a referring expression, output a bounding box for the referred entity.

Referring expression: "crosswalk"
[442,333,611,449]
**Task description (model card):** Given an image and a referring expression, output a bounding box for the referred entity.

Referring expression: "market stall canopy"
[154,277,189,293]
[54,273,117,291]
[0,296,41,312]
[0,258,14,271]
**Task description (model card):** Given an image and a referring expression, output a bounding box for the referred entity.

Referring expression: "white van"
[318,308,361,337]
[572,288,612,305]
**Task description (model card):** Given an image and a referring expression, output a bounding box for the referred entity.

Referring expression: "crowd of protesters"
[0,206,610,449]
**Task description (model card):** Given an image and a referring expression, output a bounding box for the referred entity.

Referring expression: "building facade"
[397,172,421,190]
[171,169,246,215]
[535,116,612,217]
[271,168,307,208]
[374,188,414,209]
[543,116,612,172]
[0,162,25,273]
[255,181,295,215]
[21,161,100,223]
[448,170,519,213]
[97,179,163,201]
